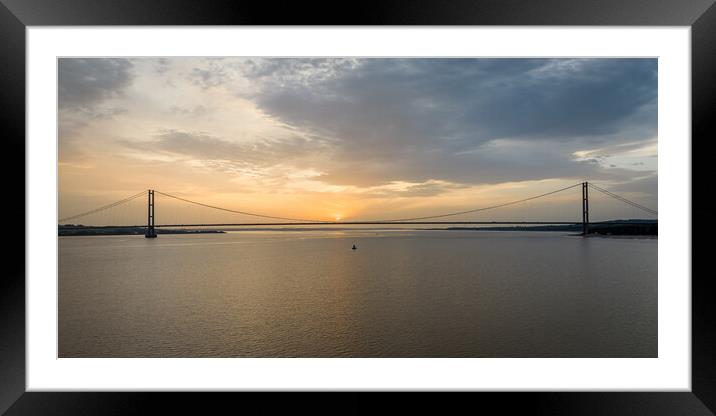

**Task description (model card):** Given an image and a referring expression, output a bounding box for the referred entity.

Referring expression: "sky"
[58,58,658,223]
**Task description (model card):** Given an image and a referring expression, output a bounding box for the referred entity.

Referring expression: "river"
[58,230,657,357]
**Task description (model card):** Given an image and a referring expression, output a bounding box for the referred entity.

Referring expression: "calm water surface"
[59,230,657,357]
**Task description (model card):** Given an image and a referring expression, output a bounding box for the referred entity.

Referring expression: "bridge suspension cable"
[588,183,658,216]
[364,182,584,222]
[154,190,337,223]
[155,184,583,224]
[58,191,146,223]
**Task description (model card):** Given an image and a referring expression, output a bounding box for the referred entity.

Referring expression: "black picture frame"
[2,0,714,414]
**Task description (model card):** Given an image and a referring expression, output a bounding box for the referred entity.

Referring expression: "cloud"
[169,105,209,117]
[58,57,658,205]
[58,58,135,109]
[188,59,234,89]
[237,58,657,188]
[367,180,469,198]
[573,139,657,160]
[58,58,136,164]
[72,106,128,120]
[121,129,328,173]
[155,58,171,75]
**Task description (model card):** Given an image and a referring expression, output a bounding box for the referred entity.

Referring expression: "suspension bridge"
[58,181,658,238]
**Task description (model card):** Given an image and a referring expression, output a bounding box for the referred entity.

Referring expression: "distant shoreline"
[581,234,657,239]
[444,221,657,236]
[58,226,225,236]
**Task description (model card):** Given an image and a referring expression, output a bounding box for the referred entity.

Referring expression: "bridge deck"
[59,221,656,229]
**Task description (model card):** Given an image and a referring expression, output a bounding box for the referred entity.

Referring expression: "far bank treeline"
[448,220,657,236]
[58,225,225,236]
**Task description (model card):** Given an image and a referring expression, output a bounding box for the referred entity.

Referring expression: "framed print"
[3,0,715,414]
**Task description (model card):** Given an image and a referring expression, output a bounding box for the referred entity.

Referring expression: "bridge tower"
[581,181,589,236]
[145,189,157,238]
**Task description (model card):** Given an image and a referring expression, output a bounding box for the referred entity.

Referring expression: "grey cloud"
[397,182,466,197]
[58,58,133,162]
[316,140,644,188]
[240,58,360,85]
[155,58,171,75]
[188,59,232,89]
[74,106,128,120]
[190,68,224,88]
[122,129,326,171]
[58,58,134,109]
[241,58,657,188]
[574,138,657,159]
[371,181,469,198]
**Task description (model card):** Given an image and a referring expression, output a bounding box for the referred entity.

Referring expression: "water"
[58,230,657,357]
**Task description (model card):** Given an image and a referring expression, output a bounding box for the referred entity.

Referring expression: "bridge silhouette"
[58,181,658,238]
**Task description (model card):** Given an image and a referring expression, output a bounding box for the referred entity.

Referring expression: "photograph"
[57,57,659,358]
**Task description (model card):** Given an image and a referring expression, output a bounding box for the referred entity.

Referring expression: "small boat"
[352,244,357,250]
